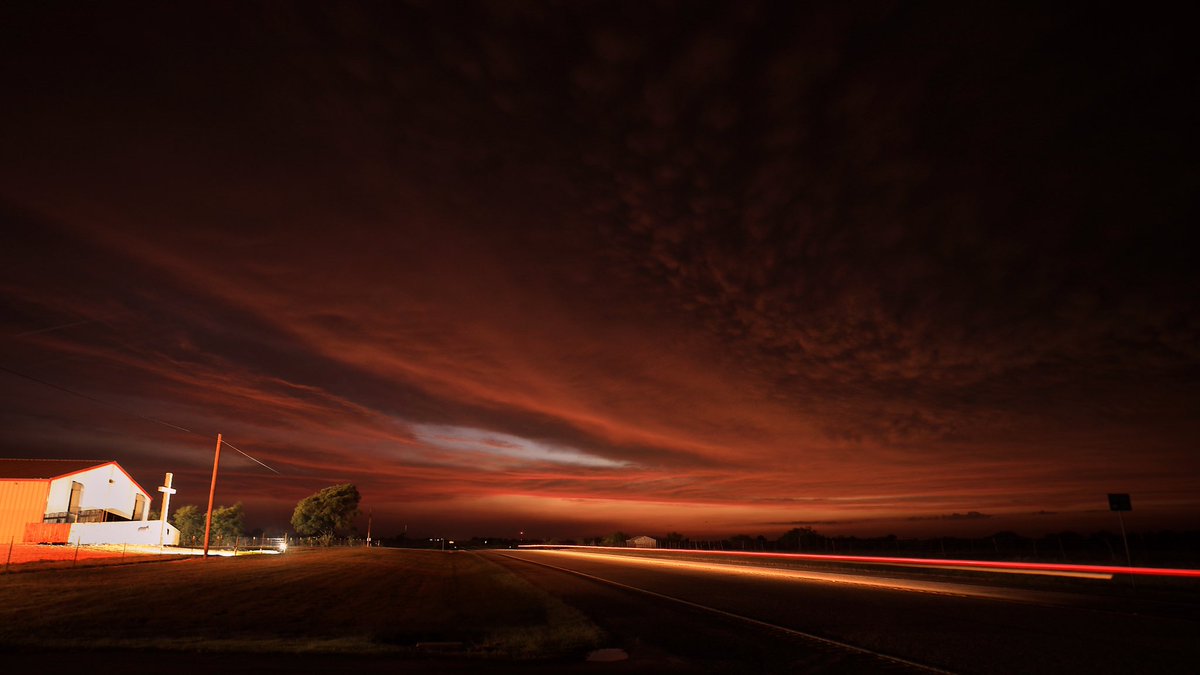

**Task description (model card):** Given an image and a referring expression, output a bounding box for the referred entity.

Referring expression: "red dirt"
[2,543,164,569]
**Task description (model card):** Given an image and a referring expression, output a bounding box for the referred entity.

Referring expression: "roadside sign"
[1108,493,1132,512]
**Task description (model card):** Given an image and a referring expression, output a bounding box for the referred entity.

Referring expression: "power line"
[0,362,280,475]
[11,319,99,338]
[0,363,196,435]
[221,439,280,474]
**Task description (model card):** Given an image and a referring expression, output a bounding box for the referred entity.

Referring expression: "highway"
[488,548,1200,674]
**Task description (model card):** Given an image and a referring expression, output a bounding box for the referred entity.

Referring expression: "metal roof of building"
[0,459,113,479]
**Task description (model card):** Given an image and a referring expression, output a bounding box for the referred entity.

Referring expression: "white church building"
[0,459,179,546]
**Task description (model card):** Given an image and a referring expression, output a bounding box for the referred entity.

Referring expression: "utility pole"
[366,509,373,547]
[203,433,222,557]
[1107,493,1135,589]
[1107,493,1134,567]
[1116,511,1133,566]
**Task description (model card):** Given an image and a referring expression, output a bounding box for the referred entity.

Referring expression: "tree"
[728,534,756,550]
[169,503,246,548]
[778,527,823,551]
[170,504,206,547]
[210,503,246,545]
[291,484,361,545]
[602,531,631,547]
[663,532,687,548]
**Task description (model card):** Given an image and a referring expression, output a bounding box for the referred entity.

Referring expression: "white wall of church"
[69,519,179,545]
[46,463,149,520]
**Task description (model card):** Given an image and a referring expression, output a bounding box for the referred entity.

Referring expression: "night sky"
[1,3,1196,540]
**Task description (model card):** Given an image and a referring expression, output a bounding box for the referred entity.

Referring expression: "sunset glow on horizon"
[1,4,1195,541]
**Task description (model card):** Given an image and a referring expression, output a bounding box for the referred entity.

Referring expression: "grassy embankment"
[0,547,601,659]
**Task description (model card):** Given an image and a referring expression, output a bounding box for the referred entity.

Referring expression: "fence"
[2,537,189,573]
[289,536,377,548]
[174,534,287,552]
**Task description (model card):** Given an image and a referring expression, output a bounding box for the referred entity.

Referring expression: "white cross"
[158,472,177,548]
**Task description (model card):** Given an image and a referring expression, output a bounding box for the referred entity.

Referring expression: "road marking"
[499,552,957,674]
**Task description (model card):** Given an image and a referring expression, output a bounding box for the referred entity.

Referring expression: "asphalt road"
[488,549,1200,674]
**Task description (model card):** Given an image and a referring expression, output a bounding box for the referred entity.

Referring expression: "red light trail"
[518,544,1200,579]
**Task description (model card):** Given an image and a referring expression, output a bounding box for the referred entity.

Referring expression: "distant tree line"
[165,485,365,550]
[566,527,1200,566]
[361,527,1199,565]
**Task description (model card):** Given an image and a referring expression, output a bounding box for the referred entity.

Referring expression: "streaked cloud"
[413,424,628,468]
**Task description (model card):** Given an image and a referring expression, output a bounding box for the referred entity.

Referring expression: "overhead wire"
[12,319,99,337]
[220,438,280,474]
[0,363,197,435]
[0,362,281,475]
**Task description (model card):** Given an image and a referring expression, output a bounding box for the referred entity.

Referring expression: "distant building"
[626,535,657,548]
[0,459,178,546]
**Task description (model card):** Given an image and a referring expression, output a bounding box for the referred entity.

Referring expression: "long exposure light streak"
[517,544,1200,579]
[500,551,957,672]
[509,549,1076,603]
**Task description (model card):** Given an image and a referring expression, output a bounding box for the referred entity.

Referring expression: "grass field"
[0,547,602,659]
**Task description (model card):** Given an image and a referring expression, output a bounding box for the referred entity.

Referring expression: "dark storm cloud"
[0,2,1196,537]
[581,4,1197,431]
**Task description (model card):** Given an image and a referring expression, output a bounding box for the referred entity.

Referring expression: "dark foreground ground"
[0,548,602,658]
[494,548,1200,674]
[4,547,1199,673]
